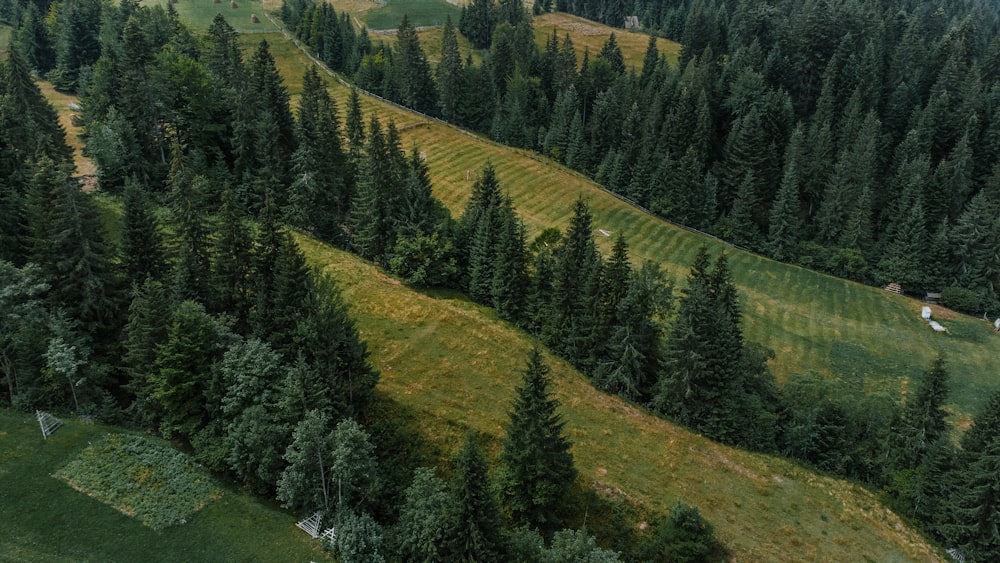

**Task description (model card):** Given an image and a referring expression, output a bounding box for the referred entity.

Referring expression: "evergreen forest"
[2,0,1000,560]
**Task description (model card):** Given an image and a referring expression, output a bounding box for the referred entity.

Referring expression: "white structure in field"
[36,410,62,439]
[922,306,932,320]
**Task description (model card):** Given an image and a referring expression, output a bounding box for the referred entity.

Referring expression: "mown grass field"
[0,409,334,562]
[296,236,942,561]
[364,0,461,30]
[533,12,680,69]
[145,0,273,33]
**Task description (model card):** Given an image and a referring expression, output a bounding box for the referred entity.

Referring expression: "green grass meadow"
[295,237,942,561]
[364,0,462,30]
[0,409,334,562]
[144,0,274,33]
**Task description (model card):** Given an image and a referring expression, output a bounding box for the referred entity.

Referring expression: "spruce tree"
[443,432,504,561]
[211,186,253,329]
[544,198,602,371]
[153,300,227,440]
[893,357,950,470]
[437,16,463,122]
[120,179,165,289]
[395,467,449,562]
[963,389,1000,455]
[123,278,171,430]
[499,348,576,527]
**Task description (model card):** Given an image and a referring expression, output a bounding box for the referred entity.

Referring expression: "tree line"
[279,0,1000,314]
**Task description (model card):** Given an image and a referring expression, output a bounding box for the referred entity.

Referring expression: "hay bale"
[251,13,259,23]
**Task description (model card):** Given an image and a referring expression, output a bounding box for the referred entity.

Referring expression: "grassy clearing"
[55,434,222,530]
[35,80,96,176]
[144,0,274,33]
[296,236,942,561]
[533,12,680,69]
[364,0,462,30]
[0,409,334,562]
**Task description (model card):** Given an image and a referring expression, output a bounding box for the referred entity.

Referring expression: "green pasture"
[363,0,461,30]
[144,0,274,33]
[533,12,681,69]
[0,409,333,562]
[251,28,1000,423]
[295,237,941,561]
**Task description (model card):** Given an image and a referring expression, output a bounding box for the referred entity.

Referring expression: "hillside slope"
[298,236,942,561]
[245,26,1000,421]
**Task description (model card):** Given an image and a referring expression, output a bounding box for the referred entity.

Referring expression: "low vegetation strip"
[55,434,222,530]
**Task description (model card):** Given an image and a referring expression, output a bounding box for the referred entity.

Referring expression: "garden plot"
[55,434,221,530]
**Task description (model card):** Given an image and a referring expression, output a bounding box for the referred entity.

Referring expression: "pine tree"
[295,273,380,417]
[963,389,1000,455]
[443,432,504,561]
[123,278,171,429]
[499,348,577,527]
[653,248,754,444]
[491,202,529,324]
[287,67,350,242]
[544,198,602,371]
[120,179,165,289]
[894,356,951,469]
[167,154,213,306]
[946,436,1000,562]
[153,300,228,439]
[437,16,463,122]
[211,186,253,329]
[767,125,805,261]
[393,15,438,114]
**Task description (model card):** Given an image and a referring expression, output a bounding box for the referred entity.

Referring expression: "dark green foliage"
[499,348,576,527]
[393,16,438,115]
[442,432,505,562]
[963,389,1000,455]
[287,67,350,243]
[945,437,1000,562]
[459,0,495,49]
[596,261,671,404]
[123,278,171,430]
[437,16,463,122]
[634,502,722,563]
[294,273,380,418]
[23,158,121,343]
[211,187,253,329]
[119,180,165,289]
[220,338,293,494]
[654,248,778,449]
[390,232,459,288]
[0,261,52,407]
[277,409,336,513]
[152,300,229,440]
[332,510,386,563]
[393,467,450,562]
[50,0,103,91]
[544,198,602,371]
[893,356,950,470]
